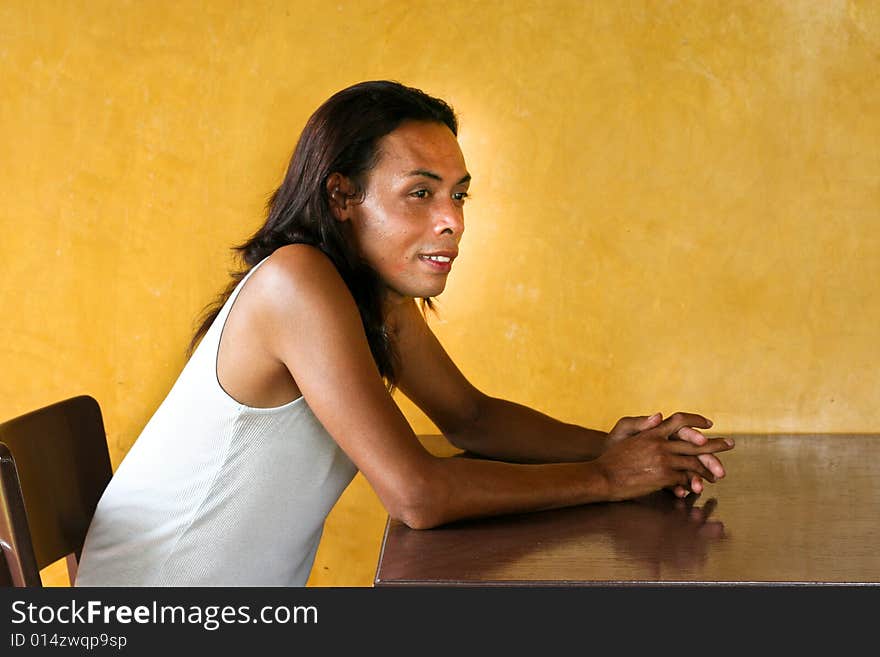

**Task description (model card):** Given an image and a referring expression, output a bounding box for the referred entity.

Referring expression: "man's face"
[347,120,470,303]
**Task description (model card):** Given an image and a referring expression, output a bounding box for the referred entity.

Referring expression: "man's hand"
[605,412,730,498]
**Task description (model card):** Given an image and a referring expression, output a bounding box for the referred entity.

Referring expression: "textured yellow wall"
[3,1,878,586]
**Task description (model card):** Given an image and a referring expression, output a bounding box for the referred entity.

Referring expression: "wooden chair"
[0,395,113,587]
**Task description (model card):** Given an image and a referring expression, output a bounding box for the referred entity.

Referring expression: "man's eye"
[453,192,469,202]
[410,189,430,198]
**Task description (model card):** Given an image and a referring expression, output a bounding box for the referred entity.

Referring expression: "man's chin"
[396,280,448,300]
[420,282,447,298]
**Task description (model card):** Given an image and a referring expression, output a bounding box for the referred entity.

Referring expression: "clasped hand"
[601,412,734,500]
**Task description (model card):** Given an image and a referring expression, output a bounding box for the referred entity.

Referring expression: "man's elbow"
[393,509,442,531]
[384,467,451,530]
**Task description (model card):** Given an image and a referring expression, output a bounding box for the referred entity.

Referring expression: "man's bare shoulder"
[261,243,340,281]
[255,244,346,293]
[246,244,355,316]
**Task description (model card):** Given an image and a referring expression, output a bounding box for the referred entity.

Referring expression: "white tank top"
[76,257,357,586]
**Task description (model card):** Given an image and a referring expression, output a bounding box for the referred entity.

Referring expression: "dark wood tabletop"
[374,433,880,586]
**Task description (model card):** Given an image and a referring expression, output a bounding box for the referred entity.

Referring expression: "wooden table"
[374,434,880,586]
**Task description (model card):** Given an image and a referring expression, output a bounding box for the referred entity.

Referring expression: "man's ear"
[326,173,357,221]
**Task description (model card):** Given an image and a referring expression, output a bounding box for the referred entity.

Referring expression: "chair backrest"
[1,443,40,586]
[0,395,113,587]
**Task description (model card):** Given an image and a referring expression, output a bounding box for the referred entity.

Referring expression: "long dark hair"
[189,80,458,387]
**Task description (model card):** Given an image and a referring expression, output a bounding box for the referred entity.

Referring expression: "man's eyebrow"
[407,169,471,185]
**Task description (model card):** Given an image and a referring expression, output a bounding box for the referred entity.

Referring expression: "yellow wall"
[3,1,878,586]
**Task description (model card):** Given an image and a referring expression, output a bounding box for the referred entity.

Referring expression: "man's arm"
[259,247,730,529]
[392,299,724,494]
[444,394,609,463]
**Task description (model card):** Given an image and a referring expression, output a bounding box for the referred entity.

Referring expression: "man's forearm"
[444,395,608,463]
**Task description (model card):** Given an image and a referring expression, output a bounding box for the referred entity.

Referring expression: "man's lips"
[417,250,457,271]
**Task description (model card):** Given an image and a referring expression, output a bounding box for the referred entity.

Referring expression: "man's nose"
[434,200,464,236]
